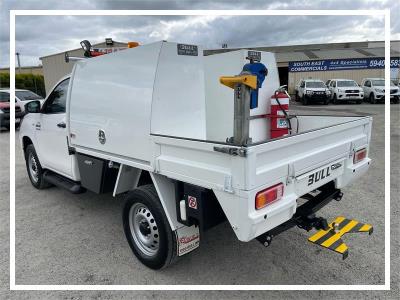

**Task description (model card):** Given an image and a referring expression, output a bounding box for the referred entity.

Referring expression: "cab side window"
[331,81,336,88]
[300,81,305,88]
[43,78,70,114]
[364,80,371,87]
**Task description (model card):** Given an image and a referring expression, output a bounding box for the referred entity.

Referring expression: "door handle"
[35,122,41,130]
[57,122,66,128]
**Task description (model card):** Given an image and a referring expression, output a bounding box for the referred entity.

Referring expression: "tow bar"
[256,181,373,259]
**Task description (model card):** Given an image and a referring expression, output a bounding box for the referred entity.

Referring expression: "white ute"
[361,78,400,104]
[294,79,331,105]
[20,41,373,269]
[328,79,364,104]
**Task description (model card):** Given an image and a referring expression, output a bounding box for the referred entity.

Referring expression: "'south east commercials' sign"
[289,57,400,72]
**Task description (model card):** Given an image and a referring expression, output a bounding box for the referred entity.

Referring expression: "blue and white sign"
[289,57,400,72]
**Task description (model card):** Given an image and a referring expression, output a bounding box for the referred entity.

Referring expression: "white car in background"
[328,79,364,104]
[294,79,331,105]
[0,88,45,113]
[361,78,400,104]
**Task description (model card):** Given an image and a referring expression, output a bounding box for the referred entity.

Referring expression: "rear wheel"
[122,184,178,269]
[324,98,330,105]
[295,92,299,102]
[356,100,362,104]
[24,144,51,189]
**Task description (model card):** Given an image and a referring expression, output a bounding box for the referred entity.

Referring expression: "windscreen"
[16,90,43,101]
[306,81,325,88]
[0,92,10,102]
[371,79,395,87]
[337,81,358,87]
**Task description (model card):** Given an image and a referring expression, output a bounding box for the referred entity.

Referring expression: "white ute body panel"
[19,41,373,243]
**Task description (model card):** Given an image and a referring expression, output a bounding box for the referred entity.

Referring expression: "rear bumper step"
[43,170,86,194]
[256,181,373,259]
[308,216,373,259]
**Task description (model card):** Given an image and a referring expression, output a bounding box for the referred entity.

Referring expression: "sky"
[0,0,399,68]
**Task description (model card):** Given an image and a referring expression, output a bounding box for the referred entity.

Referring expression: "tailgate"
[245,115,372,193]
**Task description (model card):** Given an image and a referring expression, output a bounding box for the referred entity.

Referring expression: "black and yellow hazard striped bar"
[308,216,373,259]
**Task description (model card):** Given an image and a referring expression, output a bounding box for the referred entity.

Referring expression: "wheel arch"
[114,165,182,231]
[22,136,33,152]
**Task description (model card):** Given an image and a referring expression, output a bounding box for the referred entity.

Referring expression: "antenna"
[16,52,21,72]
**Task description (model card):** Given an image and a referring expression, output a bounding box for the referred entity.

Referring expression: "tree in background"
[0,73,46,97]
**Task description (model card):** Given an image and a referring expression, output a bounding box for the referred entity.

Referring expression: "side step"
[43,170,86,194]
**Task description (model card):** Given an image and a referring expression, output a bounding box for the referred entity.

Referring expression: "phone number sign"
[289,57,400,72]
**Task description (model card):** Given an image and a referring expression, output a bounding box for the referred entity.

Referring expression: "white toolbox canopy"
[69,41,206,162]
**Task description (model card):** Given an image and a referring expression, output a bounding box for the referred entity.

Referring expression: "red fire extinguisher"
[269,91,290,139]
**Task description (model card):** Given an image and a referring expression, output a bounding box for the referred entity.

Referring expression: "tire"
[324,98,330,105]
[356,100,362,104]
[24,144,51,189]
[302,95,308,105]
[122,184,178,270]
[295,92,299,102]
[369,93,376,104]
[333,94,338,105]
[393,96,399,104]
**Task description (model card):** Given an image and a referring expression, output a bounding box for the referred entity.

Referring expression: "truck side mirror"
[25,100,41,113]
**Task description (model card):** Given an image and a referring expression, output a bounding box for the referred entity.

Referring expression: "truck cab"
[21,76,76,180]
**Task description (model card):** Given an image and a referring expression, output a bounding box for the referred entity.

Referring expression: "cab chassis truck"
[20,41,373,269]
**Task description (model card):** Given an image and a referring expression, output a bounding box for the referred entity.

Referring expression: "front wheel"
[24,144,51,189]
[122,185,178,269]
[333,94,338,104]
[369,93,377,104]
[302,95,308,105]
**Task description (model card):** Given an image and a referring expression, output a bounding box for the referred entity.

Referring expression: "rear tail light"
[353,148,367,164]
[255,183,284,210]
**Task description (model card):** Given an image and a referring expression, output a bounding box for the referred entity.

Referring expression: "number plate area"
[295,160,345,196]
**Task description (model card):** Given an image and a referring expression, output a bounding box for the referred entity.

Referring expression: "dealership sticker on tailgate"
[176,225,200,256]
[295,160,344,195]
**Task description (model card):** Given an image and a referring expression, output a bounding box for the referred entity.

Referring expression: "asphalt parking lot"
[0,102,399,299]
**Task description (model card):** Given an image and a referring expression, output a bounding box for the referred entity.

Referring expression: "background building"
[205,40,400,94]
[40,38,127,93]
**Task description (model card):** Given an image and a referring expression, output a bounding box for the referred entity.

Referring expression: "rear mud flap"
[308,216,373,259]
[175,225,200,256]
